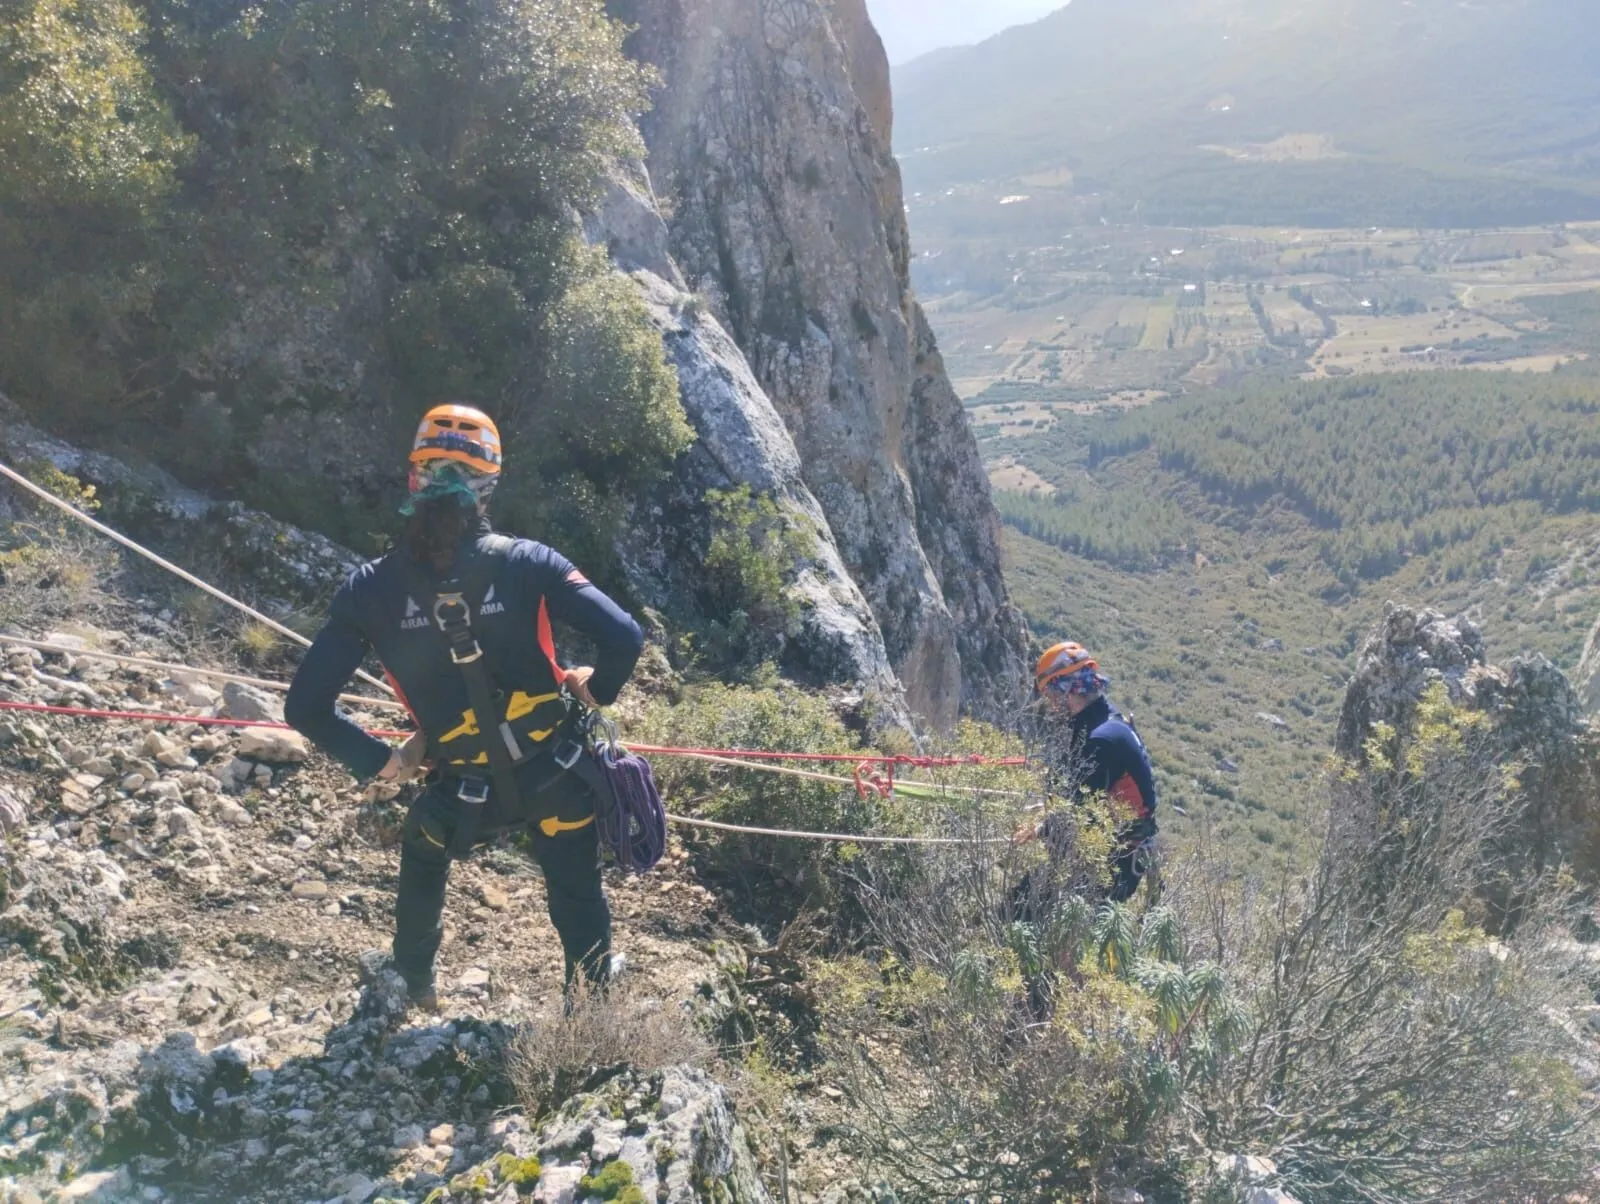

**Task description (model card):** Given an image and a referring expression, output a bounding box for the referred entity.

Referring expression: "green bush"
[0,0,688,570]
[1192,694,1598,1202]
[685,487,816,675]
[634,681,871,918]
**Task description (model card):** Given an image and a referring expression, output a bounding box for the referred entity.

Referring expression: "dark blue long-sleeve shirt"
[1045,695,1157,830]
[286,532,643,778]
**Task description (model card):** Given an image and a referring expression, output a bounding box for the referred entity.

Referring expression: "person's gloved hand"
[563,665,599,709]
[377,730,428,783]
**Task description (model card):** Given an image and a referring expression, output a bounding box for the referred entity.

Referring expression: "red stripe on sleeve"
[537,597,563,681]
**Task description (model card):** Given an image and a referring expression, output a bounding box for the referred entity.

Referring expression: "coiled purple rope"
[594,743,668,873]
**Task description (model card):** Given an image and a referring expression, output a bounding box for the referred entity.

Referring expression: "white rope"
[0,458,394,696]
[667,813,1011,846]
[0,634,407,713]
[629,745,1027,803]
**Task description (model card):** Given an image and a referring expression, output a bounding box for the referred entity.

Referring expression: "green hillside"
[893,0,1600,228]
[989,368,1600,857]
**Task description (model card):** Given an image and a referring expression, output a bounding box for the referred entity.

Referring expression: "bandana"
[1044,665,1110,699]
[400,461,497,516]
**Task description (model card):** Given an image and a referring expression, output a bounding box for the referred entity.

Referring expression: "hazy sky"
[866,0,1068,66]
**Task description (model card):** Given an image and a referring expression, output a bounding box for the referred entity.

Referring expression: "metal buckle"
[450,641,484,664]
[432,594,470,629]
[456,778,490,806]
[553,739,583,770]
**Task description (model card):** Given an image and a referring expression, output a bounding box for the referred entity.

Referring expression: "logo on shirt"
[401,596,431,630]
[479,584,506,617]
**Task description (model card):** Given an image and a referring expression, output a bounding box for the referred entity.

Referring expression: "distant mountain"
[865,0,1065,66]
[893,0,1600,227]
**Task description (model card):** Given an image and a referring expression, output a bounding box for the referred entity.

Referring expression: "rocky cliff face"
[606,0,1028,727]
[1579,612,1600,717]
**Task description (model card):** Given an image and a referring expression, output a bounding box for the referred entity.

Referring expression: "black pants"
[394,757,611,995]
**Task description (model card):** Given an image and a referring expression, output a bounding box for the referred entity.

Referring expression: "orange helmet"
[1035,641,1098,693]
[410,404,503,476]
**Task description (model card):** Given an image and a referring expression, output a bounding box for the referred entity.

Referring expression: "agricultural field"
[916,219,1600,419]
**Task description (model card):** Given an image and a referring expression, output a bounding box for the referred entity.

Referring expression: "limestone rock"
[1578,611,1600,717]
[222,681,285,724]
[168,676,223,709]
[611,270,907,723]
[1337,603,1600,881]
[0,784,26,833]
[237,726,309,764]
[612,0,1027,725]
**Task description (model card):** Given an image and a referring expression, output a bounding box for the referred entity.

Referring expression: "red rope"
[0,700,1027,769]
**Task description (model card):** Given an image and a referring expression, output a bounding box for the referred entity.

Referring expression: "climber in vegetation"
[1014,641,1159,904]
[286,404,644,1010]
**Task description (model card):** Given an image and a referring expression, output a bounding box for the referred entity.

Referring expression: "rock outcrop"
[1337,603,1600,880]
[0,397,361,609]
[608,0,1028,726]
[610,268,907,715]
[1579,611,1600,717]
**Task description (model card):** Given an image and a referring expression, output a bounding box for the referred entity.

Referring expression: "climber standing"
[286,404,644,1010]
[1014,642,1159,905]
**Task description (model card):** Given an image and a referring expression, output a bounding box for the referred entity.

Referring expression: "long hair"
[403,495,479,569]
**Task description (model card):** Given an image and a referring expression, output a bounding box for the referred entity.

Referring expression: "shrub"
[633,681,871,918]
[822,821,1234,1200]
[1189,691,1598,1202]
[689,487,816,676]
[504,982,706,1121]
[1,0,687,571]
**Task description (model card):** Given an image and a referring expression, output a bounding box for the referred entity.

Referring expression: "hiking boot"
[407,983,440,1014]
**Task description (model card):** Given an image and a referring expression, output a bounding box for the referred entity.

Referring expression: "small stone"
[428,1123,455,1144]
[222,682,285,724]
[478,883,509,911]
[243,1138,269,1161]
[291,880,329,901]
[286,1108,315,1125]
[459,967,491,989]
[143,731,176,758]
[292,834,314,852]
[244,1007,274,1030]
[393,1124,426,1150]
[121,773,147,792]
[238,727,309,764]
[0,785,25,833]
[217,799,253,826]
[167,677,223,709]
[1108,1191,1145,1204]
[533,1165,585,1204]
[329,1173,376,1204]
[165,806,200,839]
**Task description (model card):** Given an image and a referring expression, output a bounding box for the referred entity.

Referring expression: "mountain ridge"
[892,0,1600,227]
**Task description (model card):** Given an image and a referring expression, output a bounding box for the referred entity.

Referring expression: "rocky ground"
[0,577,825,1204]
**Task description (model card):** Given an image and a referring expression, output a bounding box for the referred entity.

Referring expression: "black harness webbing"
[404,538,581,856]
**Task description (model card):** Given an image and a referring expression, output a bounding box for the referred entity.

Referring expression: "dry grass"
[234,621,280,663]
[504,982,708,1119]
